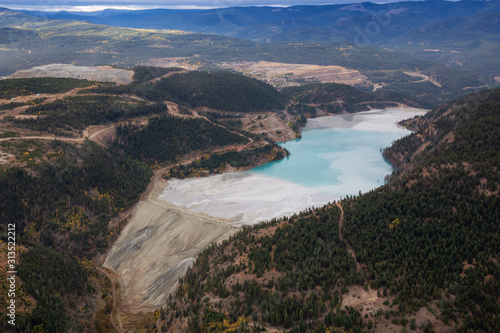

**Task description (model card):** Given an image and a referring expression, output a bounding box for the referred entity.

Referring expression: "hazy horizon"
[0,0,429,12]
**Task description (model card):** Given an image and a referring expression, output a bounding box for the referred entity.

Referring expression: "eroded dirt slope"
[103,177,238,311]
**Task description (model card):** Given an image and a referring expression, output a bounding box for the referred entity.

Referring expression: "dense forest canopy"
[114,114,250,163]
[151,70,286,112]
[0,140,152,331]
[94,70,286,112]
[0,78,95,99]
[132,66,184,84]
[342,88,500,331]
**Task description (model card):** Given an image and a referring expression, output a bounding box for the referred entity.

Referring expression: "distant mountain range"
[20,0,500,43]
[18,0,500,78]
[0,1,498,106]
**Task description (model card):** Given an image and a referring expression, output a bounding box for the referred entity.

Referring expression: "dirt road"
[96,267,126,333]
[337,202,362,272]
[404,71,442,88]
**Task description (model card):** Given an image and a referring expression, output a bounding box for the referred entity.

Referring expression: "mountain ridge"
[18,0,500,43]
[15,0,500,78]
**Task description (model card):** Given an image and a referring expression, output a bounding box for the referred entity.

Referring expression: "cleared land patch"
[218,61,367,87]
[6,64,134,84]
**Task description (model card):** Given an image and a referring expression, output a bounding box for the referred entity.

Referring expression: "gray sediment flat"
[103,179,237,311]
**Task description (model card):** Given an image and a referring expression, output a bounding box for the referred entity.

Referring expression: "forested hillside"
[132,66,184,84]
[382,11,500,78]
[10,95,167,134]
[168,144,288,179]
[24,1,500,46]
[0,58,497,331]
[0,78,94,99]
[93,70,285,112]
[343,88,500,331]
[283,82,429,117]
[0,72,291,331]
[114,115,250,163]
[0,140,152,331]
[21,0,500,80]
[158,89,500,332]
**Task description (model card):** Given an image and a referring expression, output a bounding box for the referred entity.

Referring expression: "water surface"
[159,108,426,224]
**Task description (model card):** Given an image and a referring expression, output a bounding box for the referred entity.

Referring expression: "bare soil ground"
[373,82,387,92]
[96,267,126,333]
[341,283,452,332]
[242,112,297,142]
[404,71,442,88]
[218,61,367,87]
[141,57,200,70]
[337,203,363,272]
[103,174,239,312]
[5,64,134,84]
[0,150,14,163]
[83,124,119,146]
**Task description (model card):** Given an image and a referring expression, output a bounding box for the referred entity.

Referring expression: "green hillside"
[383,12,500,80]
[92,70,285,112]
[0,74,285,331]
[17,1,500,81]
[0,78,95,99]
[114,115,250,164]
[0,140,152,331]
[283,82,431,115]
[145,71,285,112]
[10,95,167,135]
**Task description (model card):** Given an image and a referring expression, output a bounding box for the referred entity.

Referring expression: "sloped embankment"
[103,178,238,311]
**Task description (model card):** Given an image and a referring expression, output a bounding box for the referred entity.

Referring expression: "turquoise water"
[160,109,425,224]
[251,126,411,197]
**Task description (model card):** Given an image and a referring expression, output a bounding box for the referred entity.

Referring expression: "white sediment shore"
[159,173,333,224]
[306,108,426,131]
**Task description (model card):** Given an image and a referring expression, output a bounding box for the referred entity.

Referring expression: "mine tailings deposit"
[104,107,427,313]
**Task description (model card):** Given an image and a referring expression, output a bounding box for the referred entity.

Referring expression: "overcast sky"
[0,0,421,11]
